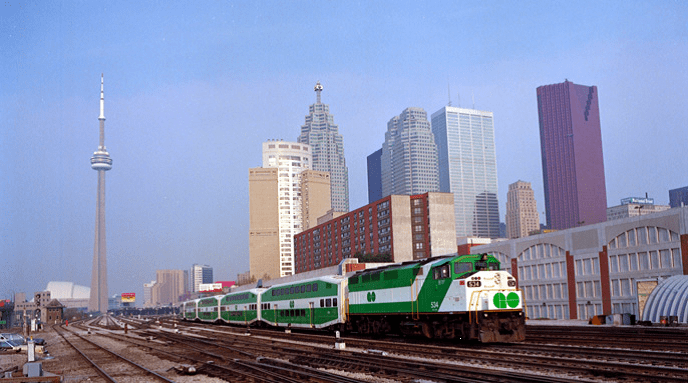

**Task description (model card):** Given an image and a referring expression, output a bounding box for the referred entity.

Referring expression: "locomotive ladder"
[412,279,420,320]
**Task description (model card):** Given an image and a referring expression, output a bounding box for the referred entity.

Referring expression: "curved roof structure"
[642,275,688,323]
[45,281,90,300]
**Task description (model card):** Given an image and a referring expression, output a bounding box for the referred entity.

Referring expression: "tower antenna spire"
[99,74,105,120]
[314,81,323,104]
[447,82,452,106]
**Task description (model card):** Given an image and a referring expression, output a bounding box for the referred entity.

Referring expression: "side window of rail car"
[454,262,473,275]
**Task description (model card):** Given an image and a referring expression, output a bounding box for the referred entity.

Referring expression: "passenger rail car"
[220,288,264,325]
[261,276,347,329]
[198,296,220,322]
[181,299,200,321]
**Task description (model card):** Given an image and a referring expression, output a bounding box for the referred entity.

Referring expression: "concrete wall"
[390,195,412,262]
[427,192,457,256]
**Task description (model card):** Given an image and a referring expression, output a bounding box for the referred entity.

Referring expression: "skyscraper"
[505,180,540,239]
[248,141,331,280]
[366,149,382,204]
[379,107,439,197]
[89,75,112,313]
[537,80,607,230]
[150,270,186,306]
[297,82,350,212]
[431,106,500,238]
[190,264,213,292]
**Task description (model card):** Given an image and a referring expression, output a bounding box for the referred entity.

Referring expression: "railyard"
[2,315,688,382]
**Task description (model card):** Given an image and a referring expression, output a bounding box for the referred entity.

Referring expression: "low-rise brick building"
[295,192,457,272]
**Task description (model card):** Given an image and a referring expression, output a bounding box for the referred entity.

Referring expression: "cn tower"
[89,74,112,313]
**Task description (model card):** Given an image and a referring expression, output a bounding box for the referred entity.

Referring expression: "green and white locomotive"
[180,254,525,343]
[348,254,524,342]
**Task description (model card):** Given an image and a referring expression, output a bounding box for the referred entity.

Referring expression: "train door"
[309,302,314,328]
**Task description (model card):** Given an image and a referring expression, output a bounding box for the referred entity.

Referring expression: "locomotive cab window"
[475,261,488,271]
[454,262,473,275]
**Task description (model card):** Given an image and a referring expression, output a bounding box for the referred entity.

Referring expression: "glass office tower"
[380,107,439,197]
[432,106,500,238]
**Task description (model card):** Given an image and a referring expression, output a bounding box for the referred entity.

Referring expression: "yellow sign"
[121,293,136,303]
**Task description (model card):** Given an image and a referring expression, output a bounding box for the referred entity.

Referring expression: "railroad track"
[137,321,585,382]
[149,318,688,382]
[53,324,176,382]
[526,324,688,352]
[73,317,367,382]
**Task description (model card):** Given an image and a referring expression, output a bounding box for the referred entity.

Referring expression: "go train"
[180,254,525,343]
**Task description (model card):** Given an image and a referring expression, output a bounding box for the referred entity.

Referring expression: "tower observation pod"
[91,75,112,171]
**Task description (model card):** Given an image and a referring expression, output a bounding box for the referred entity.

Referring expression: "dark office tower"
[367,148,382,203]
[89,75,112,313]
[669,186,688,208]
[537,80,607,230]
[298,82,350,212]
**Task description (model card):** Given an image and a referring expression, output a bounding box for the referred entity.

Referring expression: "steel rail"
[54,325,176,383]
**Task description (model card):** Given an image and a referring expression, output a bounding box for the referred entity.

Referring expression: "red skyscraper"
[537,80,607,230]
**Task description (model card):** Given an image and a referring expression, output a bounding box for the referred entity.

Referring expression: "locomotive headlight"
[507,280,516,287]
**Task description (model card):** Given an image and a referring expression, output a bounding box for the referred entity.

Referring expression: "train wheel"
[361,317,376,335]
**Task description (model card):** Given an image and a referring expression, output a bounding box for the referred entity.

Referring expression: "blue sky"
[2,1,687,302]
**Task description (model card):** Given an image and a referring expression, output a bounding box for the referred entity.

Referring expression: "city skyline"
[3,2,687,302]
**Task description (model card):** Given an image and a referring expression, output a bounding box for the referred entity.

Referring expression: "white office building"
[432,106,500,238]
